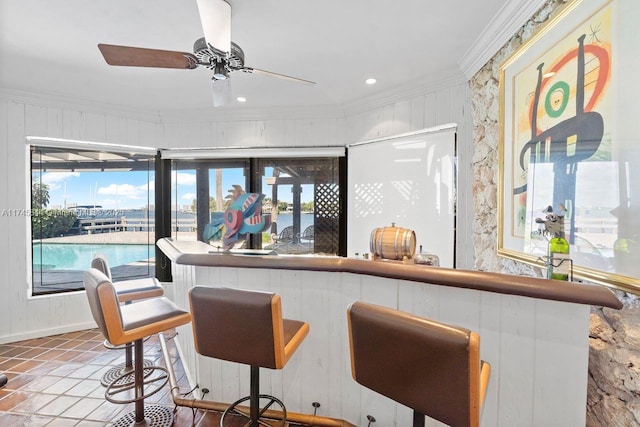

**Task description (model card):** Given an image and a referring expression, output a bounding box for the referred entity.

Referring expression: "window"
[170,159,249,244]
[30,145,155,295]
[165,150,345,255]
[257,158,342,255]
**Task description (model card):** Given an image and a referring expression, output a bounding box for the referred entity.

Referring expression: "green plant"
[32,209,77,239]
[32,182,50,208]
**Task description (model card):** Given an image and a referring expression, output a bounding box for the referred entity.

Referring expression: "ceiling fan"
[97,0,315,106]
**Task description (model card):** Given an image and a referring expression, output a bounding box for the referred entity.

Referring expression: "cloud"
[175,172,196,186]
[97,183,143,200]
[181,193,196,200]
[41,172,80,190]
[137,181,155,193]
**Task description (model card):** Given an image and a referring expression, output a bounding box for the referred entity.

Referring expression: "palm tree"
[215,169,223,212]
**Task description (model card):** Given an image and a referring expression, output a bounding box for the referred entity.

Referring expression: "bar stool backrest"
[348,301,484,427]
[189,286,286,369]
[91,253,112,280]
[84,268,122,344]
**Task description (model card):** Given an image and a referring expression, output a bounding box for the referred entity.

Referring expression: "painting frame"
[498,0,640,293]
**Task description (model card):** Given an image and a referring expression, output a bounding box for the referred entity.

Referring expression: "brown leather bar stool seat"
[84,268,191,427]
[189,286,310,427]
[91,254,164,387]
[347,302,491,427]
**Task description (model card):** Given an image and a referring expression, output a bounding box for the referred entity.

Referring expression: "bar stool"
[347,302,491,427]
[188,286,310,427]
[84,268,191,427]
[91,253,164,387]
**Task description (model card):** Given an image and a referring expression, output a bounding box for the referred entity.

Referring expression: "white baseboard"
[0,321,98,345]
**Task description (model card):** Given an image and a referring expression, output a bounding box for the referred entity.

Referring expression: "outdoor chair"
[301,225,314,250]
[271,225,295,251]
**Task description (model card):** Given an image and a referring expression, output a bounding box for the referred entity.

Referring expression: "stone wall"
[468,0,638,424]
[589,293,640,426]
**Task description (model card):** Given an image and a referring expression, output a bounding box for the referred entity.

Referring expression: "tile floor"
[0,329,307,426]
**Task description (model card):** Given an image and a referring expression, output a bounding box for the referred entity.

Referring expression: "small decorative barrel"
[369,224,416,260]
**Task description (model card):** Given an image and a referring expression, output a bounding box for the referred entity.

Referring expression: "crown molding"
[458,0,548,79]
[342,67,467,116]
[0,86,161,123]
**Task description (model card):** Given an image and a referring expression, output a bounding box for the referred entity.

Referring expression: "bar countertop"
[157,238,622,309]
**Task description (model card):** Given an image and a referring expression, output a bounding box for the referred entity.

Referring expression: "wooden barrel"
[369,225,416,260]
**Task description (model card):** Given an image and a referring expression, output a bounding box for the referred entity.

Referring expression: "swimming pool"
[32,243,155,271]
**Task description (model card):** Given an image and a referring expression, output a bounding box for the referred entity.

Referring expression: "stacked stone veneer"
[469,0,639,425]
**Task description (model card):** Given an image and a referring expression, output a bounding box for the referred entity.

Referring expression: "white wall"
[160,105,345,149]
[0,71,473,343]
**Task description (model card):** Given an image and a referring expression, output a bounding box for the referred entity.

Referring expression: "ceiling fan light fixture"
[213,61,229,80]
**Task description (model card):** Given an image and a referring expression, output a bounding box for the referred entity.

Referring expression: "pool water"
[32,243,154,271]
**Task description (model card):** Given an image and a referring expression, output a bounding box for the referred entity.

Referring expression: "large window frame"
[29,140,157,296]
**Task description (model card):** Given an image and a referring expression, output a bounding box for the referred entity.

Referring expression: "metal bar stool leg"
[250,366,260,426]
[135,338,145,424]
[108,338,175,427]
[221,366,287,427]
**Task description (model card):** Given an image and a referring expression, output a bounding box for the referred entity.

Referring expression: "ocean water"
[269,213,314,233]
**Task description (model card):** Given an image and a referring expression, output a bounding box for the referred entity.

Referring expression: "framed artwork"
[498,0,640,293]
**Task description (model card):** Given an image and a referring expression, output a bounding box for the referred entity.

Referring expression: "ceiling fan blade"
[243,67,316,85]
[196,0,231,54]
[98,44,198,69]
[212,78,232,107]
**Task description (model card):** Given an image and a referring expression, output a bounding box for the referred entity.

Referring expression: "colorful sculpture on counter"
[203,185,271,250]
[203,213,224,242]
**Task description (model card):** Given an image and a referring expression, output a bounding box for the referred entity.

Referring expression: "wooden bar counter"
[157,238,621,426]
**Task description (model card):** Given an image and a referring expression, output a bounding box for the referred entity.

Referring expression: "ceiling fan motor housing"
[193,37,245,77]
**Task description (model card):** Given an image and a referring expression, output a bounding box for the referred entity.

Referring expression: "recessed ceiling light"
[365,78,377,85]
[237,96,247,102]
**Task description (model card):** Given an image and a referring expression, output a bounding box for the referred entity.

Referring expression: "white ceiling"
[1,0,517,112]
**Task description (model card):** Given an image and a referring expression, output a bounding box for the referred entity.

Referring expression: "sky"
[38,167,312,210]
